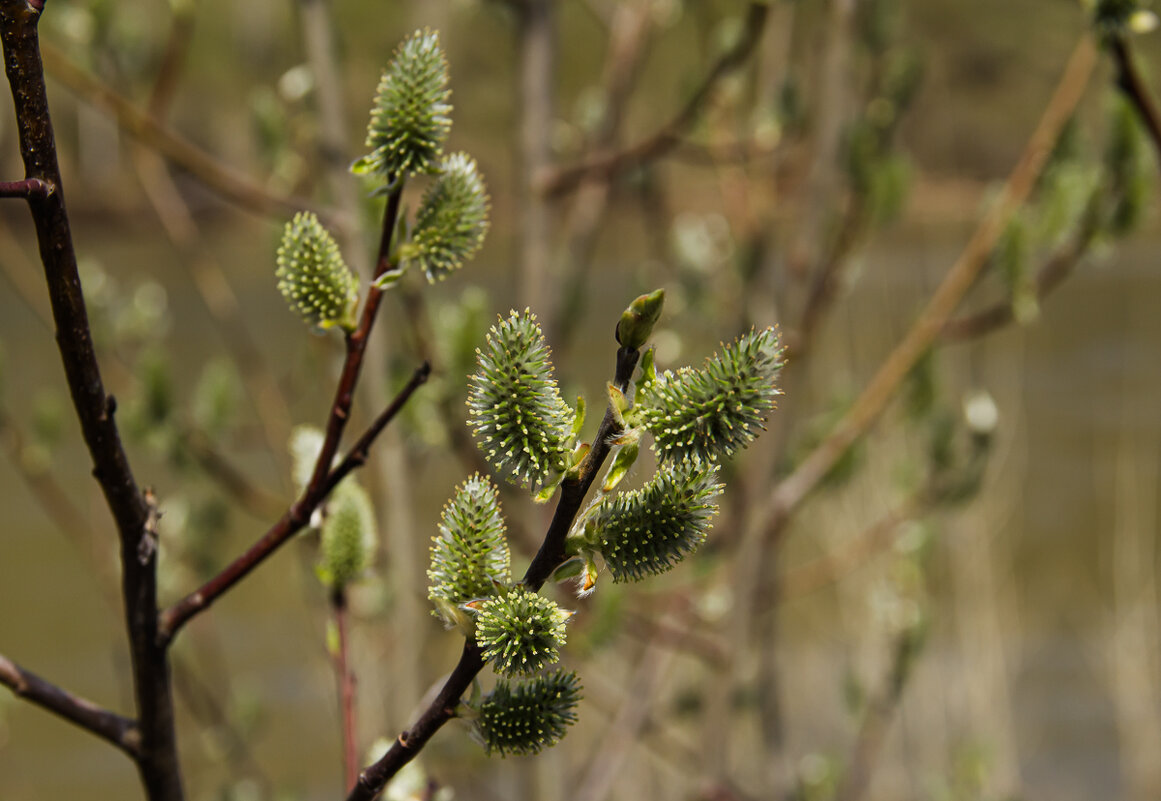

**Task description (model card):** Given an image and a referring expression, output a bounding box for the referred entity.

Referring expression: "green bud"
[474,587,572,676]
[467,311,575,489]
[428,475,511,619]
[615,289,665,349]
[317,480,377,589]
[636,327,784,464]
[276,212,359,332]
[353,29,451,180]
[476,671,582,757]
[405,153,490,282]
[590,461,722,583]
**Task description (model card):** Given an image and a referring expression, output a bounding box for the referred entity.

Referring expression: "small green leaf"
[602,439,640,493]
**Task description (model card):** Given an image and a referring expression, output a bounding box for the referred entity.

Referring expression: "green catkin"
[636,326,784,464]
[354,29,451,179]
[591,461,723,582]
[409,153,491,282]
[467,311,575,488]
[477,671,582,757]
[275,212,358,332]
[475,587,571,676]
[428,475,511,610]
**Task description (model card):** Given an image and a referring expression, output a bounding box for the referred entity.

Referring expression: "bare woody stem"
[330,589,360,794]
[0,176,51,198]
[0,652,141,759]
[158,358,430,644]
[348,344,642,801]
[0,2,183,797]
[537,1,769,198]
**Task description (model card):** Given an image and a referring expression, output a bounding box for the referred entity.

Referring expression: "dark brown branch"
[1108,34,1161,168]
[0,176,52,198]
[0,652,141,758]
[0,3,183,797]
[537,2,770,199]
[38,41,342,227]
[348,344,642,801]
[158,360,431,643]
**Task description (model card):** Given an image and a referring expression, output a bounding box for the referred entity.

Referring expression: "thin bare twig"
[0,177,52,198]
[941,216,1098,342]
[158,359,431,643]
[330,588,360,794]
[763,34,1098,534]
[0,652,141,758]
[39,41,342,227]
[538,2,770,199]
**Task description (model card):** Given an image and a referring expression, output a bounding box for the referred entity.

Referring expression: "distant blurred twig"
[40,42,341,226]
[537,2,770,198]
[763,34,1098,534]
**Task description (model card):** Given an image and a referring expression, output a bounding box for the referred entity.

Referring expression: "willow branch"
[538,1,770,198]
[763,34,1097,534]
[0,3,183,796]
[330,588,360,794]
[0,176,52,198]
[38,41,342,227]
[348,344,642,801]
[0,652,140,758]
[1108,34,1161,168]
[158,358,430,643]
[941,217,1097,343]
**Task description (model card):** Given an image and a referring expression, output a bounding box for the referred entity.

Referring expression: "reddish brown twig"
[330,588,360,793]
[0,177,52,198]
[0,652,140,758]
[159,360,431,643]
